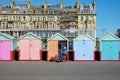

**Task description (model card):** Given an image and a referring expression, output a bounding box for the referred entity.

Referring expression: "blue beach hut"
[73,34,95,61]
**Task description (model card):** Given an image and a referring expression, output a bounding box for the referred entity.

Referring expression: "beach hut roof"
[18,32,42,40]
[73,34,94,41]
[0,33,15,40]
[99,32,120,41]
[48,33,69,41]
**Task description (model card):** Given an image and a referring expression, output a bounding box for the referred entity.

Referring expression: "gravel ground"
[0,61,120,80]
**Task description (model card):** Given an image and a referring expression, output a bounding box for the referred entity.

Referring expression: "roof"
[18,32,42,40]
[48,33,69,41]
[0,33,15,40]
[73,34,94,41]
[99,32,120,41]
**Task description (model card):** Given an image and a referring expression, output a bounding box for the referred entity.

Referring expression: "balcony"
[28,27,60,31]
[21,20,27,23]
[60,18,77,22]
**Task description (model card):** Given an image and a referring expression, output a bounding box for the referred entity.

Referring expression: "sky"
[0,0,120,37]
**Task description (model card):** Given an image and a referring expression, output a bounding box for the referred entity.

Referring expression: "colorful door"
[20,40,29,60]
[74,40,94,60]
[101,41,119,60]
[0,42,1,59]
[74,40,84,60]
[48,41,58,60]
[101,41,110,60]
[0,40,11,60]
[30,40,40,60]
[110,41,119,60]
[20,40,40,60]
[85,41,94,60]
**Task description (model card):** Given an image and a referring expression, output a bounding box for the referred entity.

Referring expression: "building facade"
[0,0,96,42]
[116,29,120,38]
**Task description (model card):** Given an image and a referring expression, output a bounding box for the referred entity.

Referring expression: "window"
[23,16,26,20]
[90,16,93,21]
[81,16,83,21]
[3,16,6,21]
[83,5,90,8]
[15,23,19,29]
[55,10,60,14]
[86,16,88,21]
[37,16,40,21]
[80,23,84,29]
[48,11,53,14]
[23,11,26,13]
[22,24,26,29]
[38,10,40,14]
[30,23,33,29]
[40,23,42,29]
[30,16,32,21]
[2,23,5,29]
[56,24,60,29]
[63,11,66,14]
[49,16,54,21]
[57,17,60,21]
[6,23,8,29]
[30,10,33,14]
[16,16,19,20]
[37,23,39,29]
[87,23,93,29]
[81,10,84,14]
[87,23,91,29]
[49,23,53,29]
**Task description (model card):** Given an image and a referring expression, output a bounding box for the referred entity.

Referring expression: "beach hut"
[47,33,69,61]
[18,32,42,61]
[73,34,95,61]
[0,33,15,61]
[99,33,120,61]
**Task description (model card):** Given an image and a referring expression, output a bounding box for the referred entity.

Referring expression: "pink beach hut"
[0,33,15,61]
[18,32,42,61]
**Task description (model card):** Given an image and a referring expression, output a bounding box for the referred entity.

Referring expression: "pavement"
[0,61,120,80]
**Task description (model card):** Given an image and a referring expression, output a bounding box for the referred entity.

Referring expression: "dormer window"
[83,5,90,8]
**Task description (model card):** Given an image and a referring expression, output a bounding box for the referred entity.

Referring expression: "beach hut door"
[29,40,40,60]
[0,41,10,60]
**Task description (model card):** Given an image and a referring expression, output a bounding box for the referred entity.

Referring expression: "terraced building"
[0,0,96,42]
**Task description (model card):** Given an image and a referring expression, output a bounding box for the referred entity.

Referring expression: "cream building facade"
[0,0,96,42]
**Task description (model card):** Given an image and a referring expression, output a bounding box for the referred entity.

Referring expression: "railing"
[60,19,77,22]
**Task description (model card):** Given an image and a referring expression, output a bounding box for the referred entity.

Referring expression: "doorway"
[58,41,67,54]
[95,51,101,61]
[42,51,47,61]
[69,51,74,61]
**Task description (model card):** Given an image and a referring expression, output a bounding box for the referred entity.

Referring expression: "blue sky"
[0,0,120,37]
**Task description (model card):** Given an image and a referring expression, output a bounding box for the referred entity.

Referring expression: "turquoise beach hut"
[99,33,120,61]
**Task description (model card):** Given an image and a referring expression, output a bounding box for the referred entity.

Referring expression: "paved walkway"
[0,61,120,80]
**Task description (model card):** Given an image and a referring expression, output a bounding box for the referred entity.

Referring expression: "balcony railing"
[60,19,77,22]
